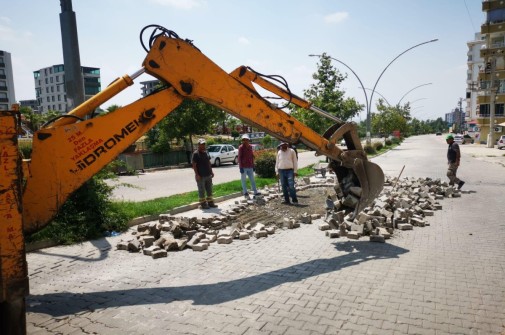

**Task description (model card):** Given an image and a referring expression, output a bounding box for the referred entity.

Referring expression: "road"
[26,135,505,334]
[109,150,325,201]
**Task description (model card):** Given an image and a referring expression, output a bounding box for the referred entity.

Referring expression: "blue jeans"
[278,169,297,203]
[240,168,257,194]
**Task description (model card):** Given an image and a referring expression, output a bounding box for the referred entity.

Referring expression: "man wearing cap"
[275,142,299,205]
[446,134,465,189]
[238,134,260,197]
[192,139,218,209]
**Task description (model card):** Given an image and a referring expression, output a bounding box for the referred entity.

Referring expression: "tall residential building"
[478,0,505,141]
[33,64,101,113]
[0,50,16,110]
[466,33,485,126]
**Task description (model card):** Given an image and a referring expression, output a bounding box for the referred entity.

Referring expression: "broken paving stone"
[369,235,385,243]
[325,230,340,238]
[127,240,141,252]
[239,232,250,240]
[397,223,413,230]
[151,249,168,259]
[143,245,161,256]
[346,231,360,240]
[217,236,233,244]
[191,243,209,251]
[254,231,268,238]
[265,227,276,235]
[318,223,330,231]
[350,223,364,235]
[116,241,128,250]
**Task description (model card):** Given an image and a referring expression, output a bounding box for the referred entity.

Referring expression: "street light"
[363,88,391,107]
[366,39,438,143]
[309,38,437,144]
[397,83,432,105]
[409,97,427,105]
[309,54,369,122]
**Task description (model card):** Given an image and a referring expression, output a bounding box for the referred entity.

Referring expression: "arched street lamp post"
[397,83,432,106]
[366,39,438,144]
[310,39,437,144]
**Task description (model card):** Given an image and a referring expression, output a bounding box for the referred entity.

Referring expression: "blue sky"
[1,0,484,121]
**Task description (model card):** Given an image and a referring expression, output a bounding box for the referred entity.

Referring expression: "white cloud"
[324,12,349,24]
[238,36,250,45]
[148,0,206,10]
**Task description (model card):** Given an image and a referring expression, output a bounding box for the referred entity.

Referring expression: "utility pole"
[59,0,85,112]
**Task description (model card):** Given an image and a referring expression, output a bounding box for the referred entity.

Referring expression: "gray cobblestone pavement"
[26,136,505,334]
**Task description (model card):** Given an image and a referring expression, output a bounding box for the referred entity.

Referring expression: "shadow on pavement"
[32,238,112,262]
[27,241,408,317]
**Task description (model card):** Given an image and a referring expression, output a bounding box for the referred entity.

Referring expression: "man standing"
[275,142,299,205]
[192,139,218,209]
[238,134,260,197]
[446,134,465,189]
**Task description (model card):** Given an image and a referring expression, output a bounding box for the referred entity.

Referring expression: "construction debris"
[116,175,466,259]
[116,180,331,258]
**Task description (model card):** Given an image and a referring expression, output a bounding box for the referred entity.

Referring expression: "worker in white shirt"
[275,142,299,205]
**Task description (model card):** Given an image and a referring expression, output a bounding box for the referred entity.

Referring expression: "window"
[46,97,50,102]
[50,77,53,83]
[51,96,55,102]
[45,78,48,84]
[51,86,54,93]
[57,85,60,92]
[46,87,49,93]
[56,75,59,82]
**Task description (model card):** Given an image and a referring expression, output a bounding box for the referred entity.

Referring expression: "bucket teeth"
[324,124,384,218]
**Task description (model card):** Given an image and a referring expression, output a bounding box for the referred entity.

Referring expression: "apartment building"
[477,0,505,141]
[0,50,16,110]
[140,79,161,97]
[33,64,101,113]
[466,33,485,126]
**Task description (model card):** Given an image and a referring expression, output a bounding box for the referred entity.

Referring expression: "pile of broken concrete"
[319,175,467,243]
[116,180,329,259]
[116,175,466,258]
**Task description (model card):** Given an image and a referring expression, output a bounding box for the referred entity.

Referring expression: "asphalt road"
[108,150,325,201]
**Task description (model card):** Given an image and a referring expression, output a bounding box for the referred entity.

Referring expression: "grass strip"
[112,165,315,220]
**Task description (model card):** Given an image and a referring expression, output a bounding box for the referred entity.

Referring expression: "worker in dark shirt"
[446,134,465,190]
[192,139,217,209]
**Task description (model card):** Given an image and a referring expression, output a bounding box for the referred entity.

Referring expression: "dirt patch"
[234,186,333,228]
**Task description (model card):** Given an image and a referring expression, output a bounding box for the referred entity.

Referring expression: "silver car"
[207,144,239,167]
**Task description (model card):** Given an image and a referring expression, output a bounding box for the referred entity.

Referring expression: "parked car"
[207,144,238,166]
[497,135,505,150]
[436,132,442,136]
[453,134,473,145]
[453,134,464,145]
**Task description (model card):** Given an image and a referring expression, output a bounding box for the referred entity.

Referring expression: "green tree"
[291,52,363,133]
[146,99,225,152]
[371,100,409,136]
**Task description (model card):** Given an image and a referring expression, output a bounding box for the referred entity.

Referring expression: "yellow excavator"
[0,25,384,334]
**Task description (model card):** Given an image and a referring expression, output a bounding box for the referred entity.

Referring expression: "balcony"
[483,0,505,12]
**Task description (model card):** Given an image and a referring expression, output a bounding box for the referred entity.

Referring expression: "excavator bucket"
[323,123,385,217]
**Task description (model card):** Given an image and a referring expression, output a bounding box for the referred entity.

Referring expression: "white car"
[497,135,505,150]
[207,144,238,167]
[453,134,464,145]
